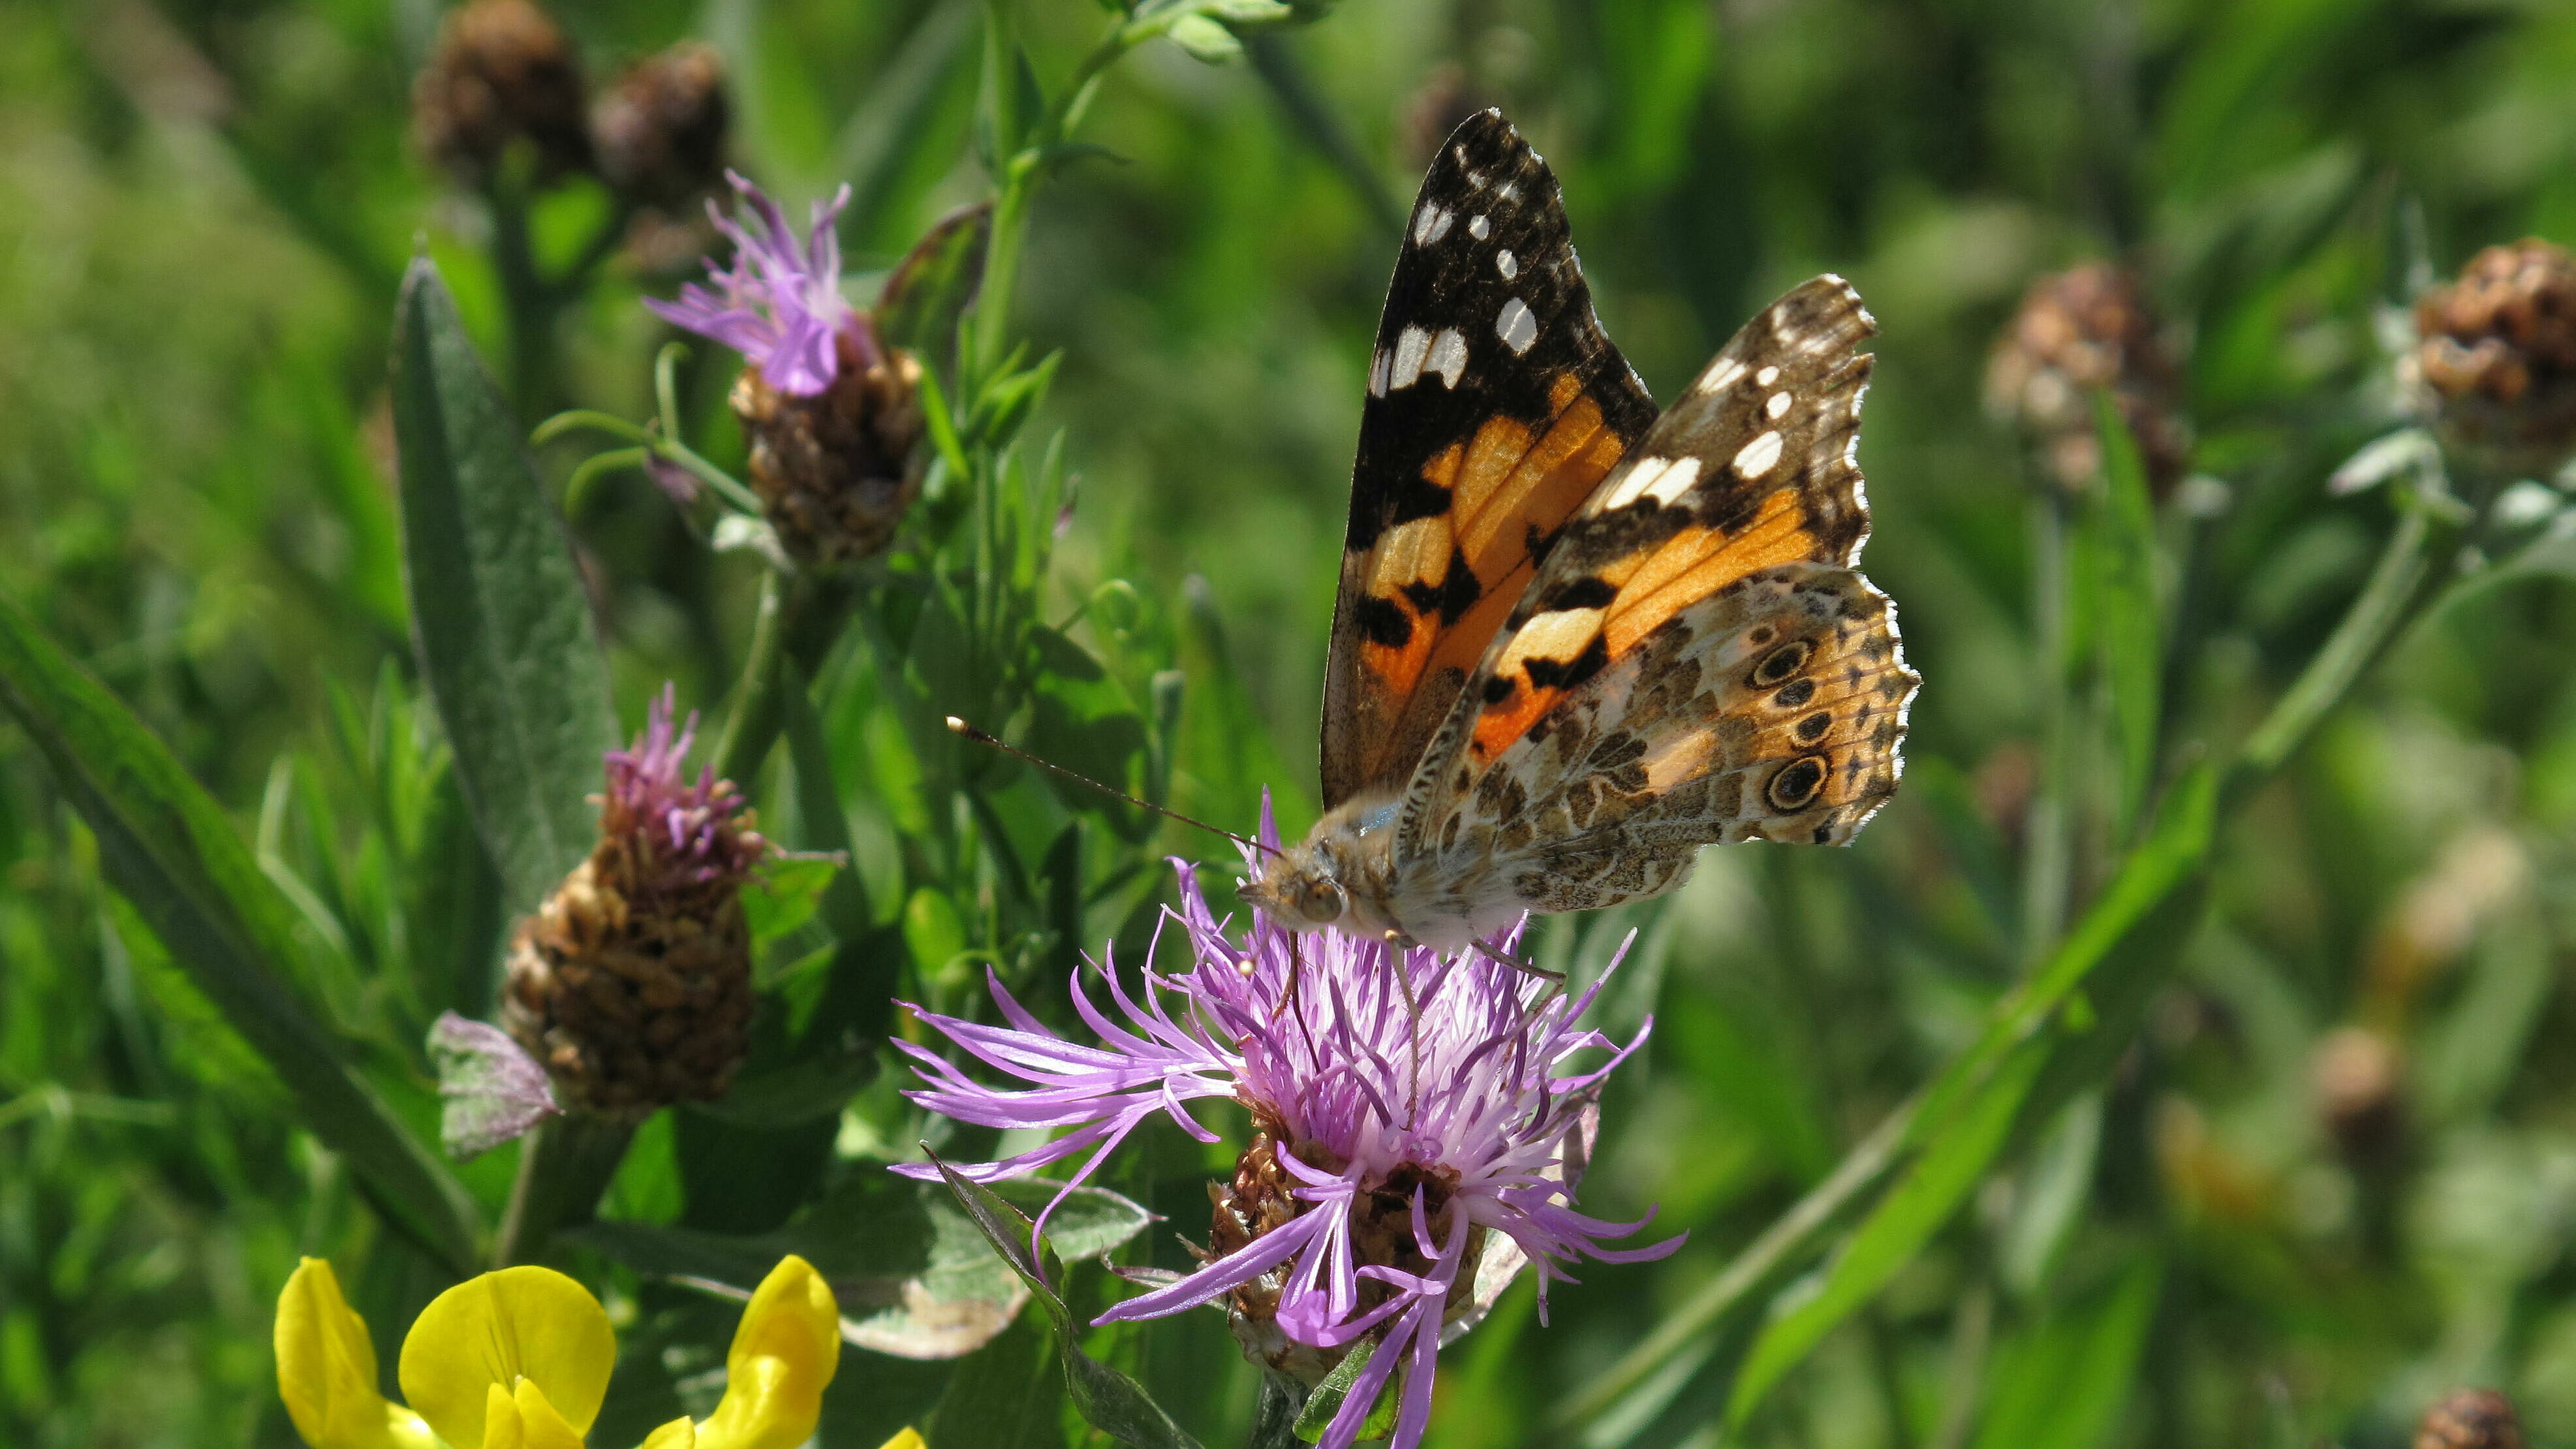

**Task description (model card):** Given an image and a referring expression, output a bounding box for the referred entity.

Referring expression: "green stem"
[2231,499,2445,790]
[714,570,862,787]
[2022,490,2076,963]
[493,1112,636,1266]
[715,570,789,784]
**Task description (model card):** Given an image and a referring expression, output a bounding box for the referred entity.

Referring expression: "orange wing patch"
[1343,377,1636,791]
[1467,487,1821,764]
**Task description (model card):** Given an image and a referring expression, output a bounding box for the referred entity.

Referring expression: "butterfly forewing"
[1320,111,1657,809]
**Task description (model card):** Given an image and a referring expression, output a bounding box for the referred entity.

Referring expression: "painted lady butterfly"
[1242,110,1920,952]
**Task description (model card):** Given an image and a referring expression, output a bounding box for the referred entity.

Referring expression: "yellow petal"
[640,1417,698,1449]
[399,1266,617,1449]
[275,1258,435,1449]
[878,1431,927,1449]
[477,1377,590,1449]
[482,1384,525,1449]
[692,1256,843,1449]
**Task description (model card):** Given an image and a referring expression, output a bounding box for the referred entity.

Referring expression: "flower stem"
[493,1112,634,1266]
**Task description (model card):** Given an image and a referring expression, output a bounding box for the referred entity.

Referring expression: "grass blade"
[0,592,482,1273]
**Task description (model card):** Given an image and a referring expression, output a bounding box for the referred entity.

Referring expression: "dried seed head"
[1986,262,2190,497]
[732,322,927,567]
[2412,239,2576,469]
[411,0,593,187]
[502,691,767,1119]
[593,41,730,210]
[2415,1388,2528,1449]
[2310,1025,2405,1166]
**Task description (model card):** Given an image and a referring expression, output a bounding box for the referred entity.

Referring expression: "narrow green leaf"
[2088,392,2162,835]
[930,1155,1208,1449]
[0,592,482,1273]
[1729,1038,2050,1424]
[390,256,618,913]
[781,661,873,943]
[1970,1256,2164,1449]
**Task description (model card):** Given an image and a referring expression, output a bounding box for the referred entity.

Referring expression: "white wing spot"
[1367,347,1392,397]
[1468,214,1491,240]
[1767,391,1793,420]
[1426,328,1468,389]
[1734,430,1786,479]
[1497,249,1518,279]
[1389,326,1433,390]
[1756,365,1781,386]
[1496,298,1538,355]
[1598,456,1703,512]
[1692,357,1747,397]
[1497,181,1520,201]
[1414,202,1454,246]
[1497,607,1606,676]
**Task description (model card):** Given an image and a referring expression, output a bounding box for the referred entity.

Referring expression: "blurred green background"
[8,0,2576,1445]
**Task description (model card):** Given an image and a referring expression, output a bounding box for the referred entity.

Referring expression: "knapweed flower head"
[503,687,768,1117]
[273,1254,852,1449]
[1985,262,2190,497]
[2411,238,2576,471]
[645,173,927,566]
[647,173,859,398]
[411,0,593,187]
[896,808,1679,1449]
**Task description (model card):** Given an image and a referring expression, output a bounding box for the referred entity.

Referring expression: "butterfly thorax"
[1241,790,1410,942]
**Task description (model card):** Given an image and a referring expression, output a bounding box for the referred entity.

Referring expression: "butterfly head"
[1239,794,1404,935]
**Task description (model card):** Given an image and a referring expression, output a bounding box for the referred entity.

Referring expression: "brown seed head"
[733,326,927,567]
[2413,239,2576,468]
[2415,1388,2527,1449]
[2310,1025,2405,1166]
[411,0,593,186]
[593,41,730,210]
[1987,262,2190,497]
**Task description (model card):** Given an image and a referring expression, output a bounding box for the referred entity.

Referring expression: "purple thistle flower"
[601,684,769,896]
[645,171,867,397]
[895,803,1681,1449]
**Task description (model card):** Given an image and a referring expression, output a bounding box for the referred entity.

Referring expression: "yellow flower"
[274,1255,854,1449]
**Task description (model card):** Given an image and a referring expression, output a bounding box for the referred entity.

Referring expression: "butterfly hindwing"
[1319,110,1657,809]
[1397,564,1917,930]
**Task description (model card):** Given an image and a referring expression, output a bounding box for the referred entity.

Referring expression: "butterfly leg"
[1468,935,1564,983]
[1384,930,1425,1121]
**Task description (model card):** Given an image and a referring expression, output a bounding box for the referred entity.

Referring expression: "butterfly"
[1241,110,1919,953]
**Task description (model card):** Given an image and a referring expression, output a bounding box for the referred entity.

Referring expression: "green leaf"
[1166,13,1245,63]
[781,661,875,944]
[877,202,995,378]
[574,1173,1156,1360]
[1970,1256,2164,1449]
[1729,1036,2050,1424]
[929,1155,1208,1448]
[929,1313,1065,1448]
[390,256,618,914]
[2087,392,2162,835]
[1292,1337,1399,1442]
[0,592,483,1273]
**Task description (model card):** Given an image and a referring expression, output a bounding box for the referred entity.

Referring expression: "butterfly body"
[1247,111,1919,947]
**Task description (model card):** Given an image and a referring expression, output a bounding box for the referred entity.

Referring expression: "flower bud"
[502,691,767,1119]
[411,0,593,187]
[2415,1388,2528,1449]
[2412,239,2576,470]
[732,320,927,567]
[1986,263,2189,497]
[593,41,730,210]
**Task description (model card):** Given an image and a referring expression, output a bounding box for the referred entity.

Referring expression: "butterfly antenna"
[944,717,1281,858]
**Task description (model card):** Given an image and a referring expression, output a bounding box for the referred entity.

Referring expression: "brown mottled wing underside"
[1318,110,1657,811]
[1396,277,1917,880]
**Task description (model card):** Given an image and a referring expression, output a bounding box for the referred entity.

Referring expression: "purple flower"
[895,805,1680,1449]
[645,171,864,396]
[602,684,769,895]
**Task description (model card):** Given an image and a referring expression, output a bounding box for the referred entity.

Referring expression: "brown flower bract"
[732,333,927,567]
[2413,238,2576,467]
[411,0,593,186]
[1986,262,2190,497]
